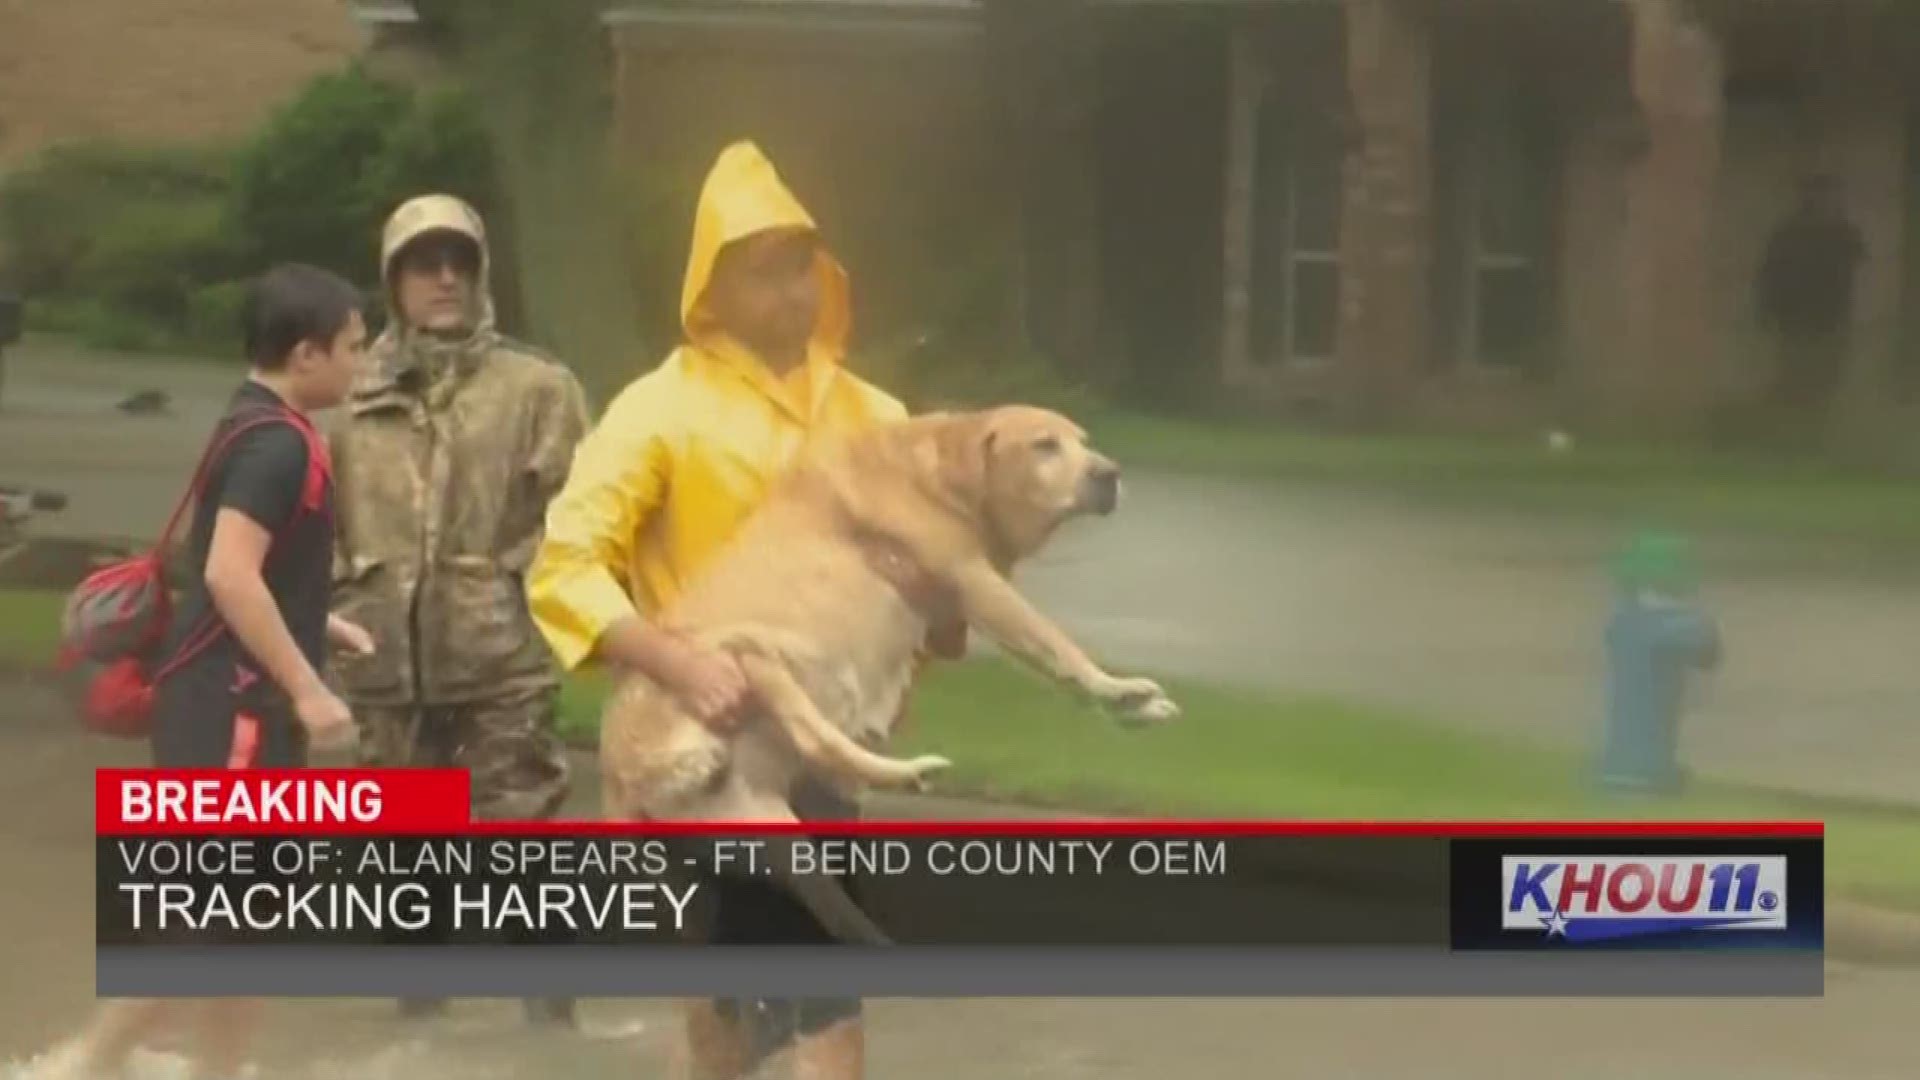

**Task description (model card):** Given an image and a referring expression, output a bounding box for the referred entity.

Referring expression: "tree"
[982,0,1105,390]
[409,0,637,396]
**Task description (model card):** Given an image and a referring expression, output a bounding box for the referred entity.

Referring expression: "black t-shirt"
[156,381,336,716]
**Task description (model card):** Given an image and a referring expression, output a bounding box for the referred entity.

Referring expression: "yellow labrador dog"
[599,406,1179,943]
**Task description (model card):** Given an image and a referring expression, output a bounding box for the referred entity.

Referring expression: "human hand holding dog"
[653,634,751,729]
[596,618,750,728]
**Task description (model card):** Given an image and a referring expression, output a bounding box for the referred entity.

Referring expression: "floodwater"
[2,682,1918,1079]
[6,337,1918,802]
[1022,470,1920,805]
[5,338,1920,1076]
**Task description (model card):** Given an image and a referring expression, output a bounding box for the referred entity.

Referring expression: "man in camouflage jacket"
[327,194,590,1023]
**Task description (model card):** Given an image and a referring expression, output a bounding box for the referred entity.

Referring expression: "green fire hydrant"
[1598,531,1722,795]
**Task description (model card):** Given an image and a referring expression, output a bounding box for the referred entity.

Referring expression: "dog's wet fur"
[598,406,1180,944]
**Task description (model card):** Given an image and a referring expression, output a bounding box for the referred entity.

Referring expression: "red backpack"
[57,405,329,739]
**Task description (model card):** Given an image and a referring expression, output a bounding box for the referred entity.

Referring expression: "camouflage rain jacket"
[328,195,591,706]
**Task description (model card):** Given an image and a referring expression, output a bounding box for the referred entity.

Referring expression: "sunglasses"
[400,237,480,276]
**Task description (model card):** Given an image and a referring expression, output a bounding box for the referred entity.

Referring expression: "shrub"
[231,66,499,289]
[77,307,177,354]
[75,196,242,325]
[35,297,176,354]
[2,63,500,354]
[185,279,254,351]
[0,141,231,296]
[360,83,501,231]
[22,295,97,336]
[229,65,411,285]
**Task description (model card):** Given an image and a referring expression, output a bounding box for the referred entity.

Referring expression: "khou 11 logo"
[1500,856,1788,942]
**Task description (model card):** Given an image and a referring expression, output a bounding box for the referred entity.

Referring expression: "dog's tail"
[731,650,948,792]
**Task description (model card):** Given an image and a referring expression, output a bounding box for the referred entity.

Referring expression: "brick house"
[0,0,362,170]
[1224,0,1920,442]
[352,0,1920,440]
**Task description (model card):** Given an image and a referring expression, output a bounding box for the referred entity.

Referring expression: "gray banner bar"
[98,946,1823,998]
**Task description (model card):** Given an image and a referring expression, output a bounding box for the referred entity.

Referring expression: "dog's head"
[924,406,1122,563]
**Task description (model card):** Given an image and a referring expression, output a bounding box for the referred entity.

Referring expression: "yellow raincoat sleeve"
[525,378,673,671]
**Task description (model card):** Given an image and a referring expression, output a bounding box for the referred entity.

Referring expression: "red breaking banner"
[95,768,1824,839]
[96,769,471,834]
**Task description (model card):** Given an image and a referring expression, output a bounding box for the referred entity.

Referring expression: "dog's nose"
[1086,460,1121,514]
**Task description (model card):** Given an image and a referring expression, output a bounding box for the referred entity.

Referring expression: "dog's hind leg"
[601,770,647,822]
[733,651,949,792]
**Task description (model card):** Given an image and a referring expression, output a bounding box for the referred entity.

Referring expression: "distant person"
[0,287,20,411]
[326,194,591,1026]
[36,263,373,1080]
[1755,176,1865,416]
[527,141,961,1080]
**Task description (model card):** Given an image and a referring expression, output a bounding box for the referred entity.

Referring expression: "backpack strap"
[155,407,304,554]
[146,404,328,683]
[150,610,230,684]
[277,406,332,515]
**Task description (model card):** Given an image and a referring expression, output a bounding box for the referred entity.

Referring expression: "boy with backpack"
[37,263,374,1080]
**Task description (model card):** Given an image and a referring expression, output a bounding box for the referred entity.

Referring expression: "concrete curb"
[1824,900,1920,967]
[18,692,1920,968]
[863,789,1920,969]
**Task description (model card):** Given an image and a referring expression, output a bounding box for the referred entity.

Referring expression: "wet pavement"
[1020,471,1920,806]
[6,337,1917,804]
[5,336,1920,1075]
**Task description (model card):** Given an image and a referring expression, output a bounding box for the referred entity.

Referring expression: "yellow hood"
[679,141,850,362]
[526,144,911,669]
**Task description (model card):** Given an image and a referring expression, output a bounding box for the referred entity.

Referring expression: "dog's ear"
[925,410,995,512]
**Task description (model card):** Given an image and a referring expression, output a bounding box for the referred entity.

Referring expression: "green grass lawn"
[1078,407,1920,547]
[0,589,65,671]
[10,587,1911,911]
[559,656,1920,914]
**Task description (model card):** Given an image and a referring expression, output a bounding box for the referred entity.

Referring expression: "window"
[1251,91,1345,369]
[1455,83,1555,372]
[1901,105,1920,398]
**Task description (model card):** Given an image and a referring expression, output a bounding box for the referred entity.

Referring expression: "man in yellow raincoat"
[529,142,939,1079]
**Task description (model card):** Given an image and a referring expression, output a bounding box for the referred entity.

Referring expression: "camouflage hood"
[366,194,502,388]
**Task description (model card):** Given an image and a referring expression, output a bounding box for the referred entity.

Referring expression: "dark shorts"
[706,781,864,1058]
[136,665,304,948]
[150,660,307,769]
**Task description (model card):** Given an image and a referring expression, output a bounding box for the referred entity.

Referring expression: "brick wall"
[0,0,363,169]
[607,24,998,359]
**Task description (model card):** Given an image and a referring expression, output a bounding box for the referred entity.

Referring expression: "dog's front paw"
[1096,676,1180,726]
